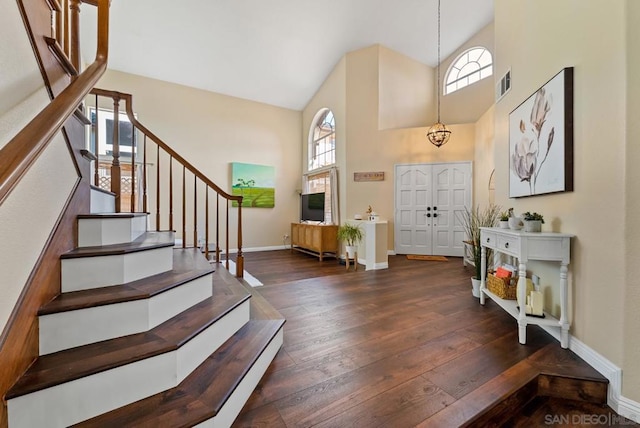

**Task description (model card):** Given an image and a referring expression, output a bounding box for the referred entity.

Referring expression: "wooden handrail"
[0,0,110,206]
[89,89,241,202]
[89,87,244,276]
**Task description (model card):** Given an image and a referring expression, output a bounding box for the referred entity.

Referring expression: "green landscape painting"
[231,162,275,208]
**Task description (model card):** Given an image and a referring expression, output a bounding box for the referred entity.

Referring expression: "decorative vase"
[499,220,510,229]
[471,277,481,298]
[508,217,523,230]
[524,220,542,232]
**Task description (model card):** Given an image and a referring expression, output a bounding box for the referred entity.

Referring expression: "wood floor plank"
[231,250,620,427]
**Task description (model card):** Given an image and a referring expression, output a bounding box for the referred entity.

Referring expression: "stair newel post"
[130,122,136,213]
[225,200,229,270]
[69,0,81,73]
[110,95,122,213]
[205,186,209,261]
[155,143,160,231]
[236,202,244,277]
[193,175,198,249]
[142,133,147,213]
[93,94,100,187]
[182,165,186,249]
[216,194,220,264]
[169,155,173,231]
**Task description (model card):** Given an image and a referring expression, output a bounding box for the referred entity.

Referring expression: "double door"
[394,162,472,256]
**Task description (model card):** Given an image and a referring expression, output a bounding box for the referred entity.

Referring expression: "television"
[301,192,325,222]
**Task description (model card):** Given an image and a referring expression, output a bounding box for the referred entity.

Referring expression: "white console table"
[479,227,574,348]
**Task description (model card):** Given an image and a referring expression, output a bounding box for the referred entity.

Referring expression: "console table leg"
[559,263,570,348]
[518,262,528,344]
[479,245,487,305]
[518,319,527,345]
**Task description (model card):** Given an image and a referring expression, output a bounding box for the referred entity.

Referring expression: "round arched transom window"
[445,47,493,95]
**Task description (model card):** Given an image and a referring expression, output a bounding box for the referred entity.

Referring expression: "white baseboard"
[387,250,396,255]
[541,326,639,423]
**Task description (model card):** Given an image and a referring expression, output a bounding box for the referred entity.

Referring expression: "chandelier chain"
[437,0,441,122]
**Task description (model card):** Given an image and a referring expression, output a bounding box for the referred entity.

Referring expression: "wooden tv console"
[290,223,338,261]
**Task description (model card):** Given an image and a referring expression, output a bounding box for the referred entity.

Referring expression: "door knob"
[433,206,437,210]
[426,213,431,217]
[427,207,431,211]
[433,213,438,218]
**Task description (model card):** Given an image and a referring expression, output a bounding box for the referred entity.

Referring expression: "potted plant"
[499,211,510,229]
[461,204,501,297]
[337,223,363,258]
[523,211,544,232]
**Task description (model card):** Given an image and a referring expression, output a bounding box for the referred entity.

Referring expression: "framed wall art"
[509,67,574,198]
[230,162,275,208]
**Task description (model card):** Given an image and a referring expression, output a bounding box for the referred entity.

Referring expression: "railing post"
[93,94,100,187]
[69,0,81,73]
[236,202,244,277]
[110,95,121,212]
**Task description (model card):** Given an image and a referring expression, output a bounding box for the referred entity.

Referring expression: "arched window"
[308,108,335,171]
[445,47,493,95]
[305,108,336,223]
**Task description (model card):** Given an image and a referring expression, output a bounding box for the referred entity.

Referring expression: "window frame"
[444,46,493,95]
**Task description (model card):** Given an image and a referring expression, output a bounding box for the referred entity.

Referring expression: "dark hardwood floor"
[231,250,633,427]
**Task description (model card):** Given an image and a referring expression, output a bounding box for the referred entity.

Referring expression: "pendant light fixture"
[427,0,451,148]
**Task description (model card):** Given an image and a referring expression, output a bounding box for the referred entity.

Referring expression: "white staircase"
[5,188,284,427]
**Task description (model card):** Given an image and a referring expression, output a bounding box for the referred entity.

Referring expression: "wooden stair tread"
[74,319,285,428]
[61,231,175,258]
[40,249,214,314]
[77,212,149,219]
[452,343,609,427]
[7,288,251,399]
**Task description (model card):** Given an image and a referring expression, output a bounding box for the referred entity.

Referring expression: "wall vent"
[496,69,511,102]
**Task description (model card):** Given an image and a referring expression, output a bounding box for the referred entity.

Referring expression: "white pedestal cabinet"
[479,227,574,348]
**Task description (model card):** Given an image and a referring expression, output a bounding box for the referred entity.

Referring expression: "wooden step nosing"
[197,324,285,427]
[61,233,175,259]
[8,294,250,398]
[172,294,251,348]
[211,322,286,415]
[39,267,214,315]
[77,213,149,219]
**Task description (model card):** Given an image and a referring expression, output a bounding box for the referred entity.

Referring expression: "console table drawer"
[481,230,497,249]
[497,234,520,256]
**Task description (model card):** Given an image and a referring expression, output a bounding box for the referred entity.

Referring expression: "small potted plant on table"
[523,212,544,232]
[499,211,510,229]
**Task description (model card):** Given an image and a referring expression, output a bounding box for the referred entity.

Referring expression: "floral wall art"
[509,67,574,198]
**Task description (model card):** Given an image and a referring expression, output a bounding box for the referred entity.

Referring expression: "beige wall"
[473,105,495,206]
[624,0,640,403]
[97,70,302,250]
[343,45,476,250]
[494,0,630,397]
[302,57,347,221]
[378,45,433,130]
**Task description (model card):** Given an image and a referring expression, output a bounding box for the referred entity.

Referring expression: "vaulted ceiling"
[81,0,494,111]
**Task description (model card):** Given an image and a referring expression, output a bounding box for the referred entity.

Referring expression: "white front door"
[395,162,472,256]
